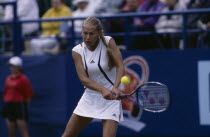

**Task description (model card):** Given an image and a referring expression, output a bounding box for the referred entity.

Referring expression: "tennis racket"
[119,82,171,113]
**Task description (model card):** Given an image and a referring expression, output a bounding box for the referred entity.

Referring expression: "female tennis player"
[1,56,34,137]
[62,17,125,137]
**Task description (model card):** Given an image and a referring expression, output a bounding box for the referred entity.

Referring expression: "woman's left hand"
[111,87,121,100]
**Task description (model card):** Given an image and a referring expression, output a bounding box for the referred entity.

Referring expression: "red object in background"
[3,74,34,102]
[121,70,140,112]
[121,56,149,118]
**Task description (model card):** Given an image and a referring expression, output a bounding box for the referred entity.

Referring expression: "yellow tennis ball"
[121,76,130,85]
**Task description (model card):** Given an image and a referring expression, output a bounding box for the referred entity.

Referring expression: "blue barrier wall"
[1,49,210,137]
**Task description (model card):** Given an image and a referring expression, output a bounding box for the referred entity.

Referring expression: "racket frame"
[119,81,170,113]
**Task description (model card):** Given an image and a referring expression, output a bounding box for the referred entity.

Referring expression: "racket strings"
[138,86,170,112]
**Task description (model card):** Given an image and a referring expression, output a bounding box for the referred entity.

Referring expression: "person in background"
[111,0,140,48]
[178,0,191,9]
[134,0,165,29]
[72,0,95,34]
[36,0,52,17]
[122,0,145,12]
[155,0,186,49]
[0,0,4,20]
[0,0,4,53]
[57,0,95,52]
[91,0,125,40]
[30,0,72,55]
[196,1,210,48]
[1,56,34,137]
[186,0,210,48]
[94,0,124,15]
[130,0,165,50]
[4,0,39,51]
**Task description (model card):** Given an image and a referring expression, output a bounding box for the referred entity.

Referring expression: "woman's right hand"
[101,87,113,100]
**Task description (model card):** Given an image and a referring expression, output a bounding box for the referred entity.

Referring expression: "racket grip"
[112,94,126,99]
[119,94,127,99]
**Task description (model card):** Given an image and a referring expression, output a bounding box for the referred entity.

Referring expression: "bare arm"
[72,51,113,99]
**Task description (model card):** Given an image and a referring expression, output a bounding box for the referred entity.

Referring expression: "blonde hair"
[83,17,115,70]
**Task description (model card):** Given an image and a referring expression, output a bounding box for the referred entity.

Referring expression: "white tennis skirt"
[73,91,124,122]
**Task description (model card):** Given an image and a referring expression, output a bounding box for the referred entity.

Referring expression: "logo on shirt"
[112,114,117,117]
[90,60,95,64]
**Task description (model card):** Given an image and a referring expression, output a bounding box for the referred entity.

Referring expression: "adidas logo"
[90,60,95,64]
[112,114,117,117]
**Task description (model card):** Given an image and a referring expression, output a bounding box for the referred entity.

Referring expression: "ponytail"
[100,33,115,71]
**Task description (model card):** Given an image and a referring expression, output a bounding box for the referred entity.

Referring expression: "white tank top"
[72,36,116,95]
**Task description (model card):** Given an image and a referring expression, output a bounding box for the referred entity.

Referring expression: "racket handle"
[119,94,127,99]
[112,94,127,99]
